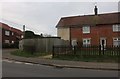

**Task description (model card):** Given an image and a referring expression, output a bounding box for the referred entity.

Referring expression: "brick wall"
[71,24,119,46]
[1,23,22,48]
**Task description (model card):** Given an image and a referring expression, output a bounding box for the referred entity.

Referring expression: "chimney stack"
[23,25,25,32]
[94,5,98,15]
[23,25,25,38]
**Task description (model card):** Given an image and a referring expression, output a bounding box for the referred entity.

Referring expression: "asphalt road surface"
[2,60,119,77]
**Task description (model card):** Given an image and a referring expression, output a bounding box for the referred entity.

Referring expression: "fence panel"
[53,45,74,57]
[52,45,120,57]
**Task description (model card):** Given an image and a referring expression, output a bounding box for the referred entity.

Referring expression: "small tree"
[24,31,43,38]
[24,31,34,38]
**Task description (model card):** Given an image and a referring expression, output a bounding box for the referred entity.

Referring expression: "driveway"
[2,49,18,58]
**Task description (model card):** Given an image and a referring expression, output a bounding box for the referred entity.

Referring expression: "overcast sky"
[0,0,119,36]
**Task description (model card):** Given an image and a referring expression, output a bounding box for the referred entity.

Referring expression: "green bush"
[2,42,19,48]
[23,45,36,54]
[11,50,51,58]
[2,43,11,48]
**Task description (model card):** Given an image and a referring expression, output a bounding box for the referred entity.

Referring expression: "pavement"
[2,49,120,71]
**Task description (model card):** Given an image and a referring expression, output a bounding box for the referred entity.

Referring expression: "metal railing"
[52,45,120,57]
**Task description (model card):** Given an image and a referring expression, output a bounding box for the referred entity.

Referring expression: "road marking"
[35,64,40,66]
[24,63,34,65]
[3,59,36,66]
[14,61,23,64]
[3,59,13,63]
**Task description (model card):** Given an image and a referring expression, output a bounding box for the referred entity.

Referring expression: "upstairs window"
[113,24,120,32]
[82,26,90,34]
[5,30,10,36]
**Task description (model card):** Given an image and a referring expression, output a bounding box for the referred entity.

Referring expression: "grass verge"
[11,50,50,58]
[11,50,119,63]
[53,55,119,63]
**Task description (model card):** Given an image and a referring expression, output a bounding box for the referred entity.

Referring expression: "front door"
[100,38,106,50]
[72,39,77,46]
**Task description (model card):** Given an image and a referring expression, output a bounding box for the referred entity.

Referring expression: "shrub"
[2,42,19,48]
[23,45,36,54]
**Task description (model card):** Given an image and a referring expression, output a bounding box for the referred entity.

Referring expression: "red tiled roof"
[11,27,23,35]
[56,12,120,28]
[0,22,23,35]
[0,22,10,30]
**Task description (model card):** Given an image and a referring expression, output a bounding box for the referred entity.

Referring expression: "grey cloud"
[1,2,118,36]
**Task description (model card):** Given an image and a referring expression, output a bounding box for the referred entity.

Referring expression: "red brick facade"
[0,22,23,48]
[71,24,119,46]
[56,12,120,46]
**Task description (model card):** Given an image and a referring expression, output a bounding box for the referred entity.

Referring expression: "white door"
[83,38,91,47]
[100,38,106,50]
[72,39,77,46]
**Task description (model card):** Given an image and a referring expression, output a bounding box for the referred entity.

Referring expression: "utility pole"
[23,25,25,38]
[94,3,99,45]
[22,25,25,50]
[94,2,98,16]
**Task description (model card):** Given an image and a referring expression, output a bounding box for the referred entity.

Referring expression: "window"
[5,40,9,43]
[12,41,14,44]
[21,35,24,38]
[82,26,90,34]
[72,39,77,46]
[12,32,14,35]
[113,25,120,32]
[83,38,91,47]
[5,30,10,36]
[113,38,120,46]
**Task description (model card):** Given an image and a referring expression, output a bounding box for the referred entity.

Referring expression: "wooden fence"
[52,45,120,57]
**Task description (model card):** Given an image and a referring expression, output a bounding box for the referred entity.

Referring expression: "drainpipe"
[69,27,72,46]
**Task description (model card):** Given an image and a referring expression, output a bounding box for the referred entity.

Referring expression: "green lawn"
[53,55,119,63]
[11,50,51,58]
[11,49,119,63]
[53,49,119,63]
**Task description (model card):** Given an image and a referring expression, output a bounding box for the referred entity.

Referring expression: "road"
[2,60,119,77]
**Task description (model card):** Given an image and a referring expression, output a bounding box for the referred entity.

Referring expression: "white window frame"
[5,40,9,43]
[82,25,90,34]
[12,41,14,44]
[72,39,77,46]
[113,37,120,46]
[12,32,14,35]
[21,35,24,38]
[83,38,91,47]
[113,24,120,32]
[5,30,10,36]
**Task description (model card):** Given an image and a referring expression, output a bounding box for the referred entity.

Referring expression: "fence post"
[102,45,104,55]
[99,45,101,56]
[74,46,76,55]
[52,45,54,58]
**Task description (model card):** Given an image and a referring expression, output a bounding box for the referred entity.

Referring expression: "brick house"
[56,12,120,47]
[0,22,23,48]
